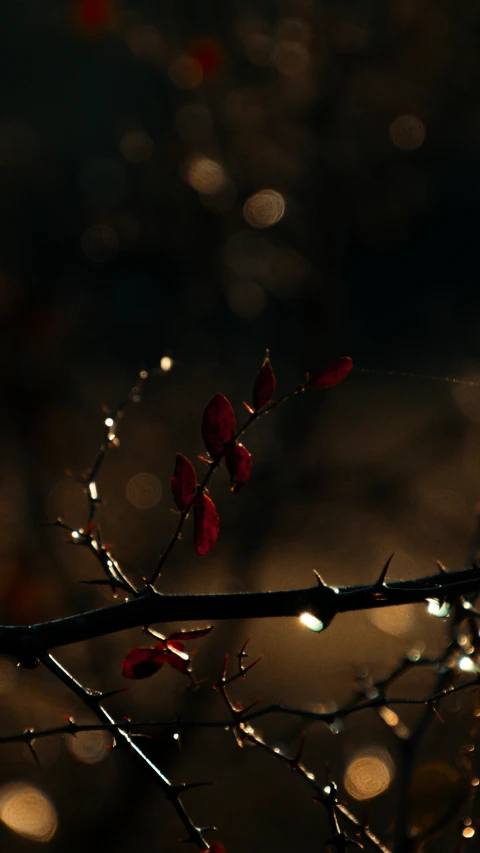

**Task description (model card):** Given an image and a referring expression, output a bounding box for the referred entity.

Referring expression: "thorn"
[290,729,306,766]
[244,655,263,673]
[221,654,229,682]
[178,780,214,794]
[100,687,129,701]
[240,697,262,715]
[242,401,254,414]
[429,702,444,723]
[26,738,41,767]
[313,569,330,588]
[375,553,395,588]
[435,559,448,573]
[237,638,251,664]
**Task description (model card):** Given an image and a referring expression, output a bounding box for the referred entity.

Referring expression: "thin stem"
[40,653,211,850]
[2,672,476,746]
[149,383,306,586]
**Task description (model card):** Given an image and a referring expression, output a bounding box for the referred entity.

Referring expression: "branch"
[40,653,214,850]
[2,671,477,746]
[3,565,480,662]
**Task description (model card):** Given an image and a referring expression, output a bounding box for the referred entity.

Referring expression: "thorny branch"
[3,359,480,850]
[40,653,213,850]
[213,640,389,852]
[1,565,480,660]
[0,661,479,744]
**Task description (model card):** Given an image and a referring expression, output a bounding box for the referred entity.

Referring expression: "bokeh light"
[344,750,393,800]
[160,356,173,371]
[458,655,476,672]
[125,473,162,509]
[0,783,57,842]
[273,40,310,77]
[186,155,227,195]
[73,0,115,35]
[169,55,203,88]
[125,25,164,63]
[119,130,155,164]
[368,603,414,636]
[66,730,110,764]
[243,190,285,228]
[389,114,426,151]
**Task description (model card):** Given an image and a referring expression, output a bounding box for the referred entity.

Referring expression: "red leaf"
[171,453,197,511]
[168,626,214,641]
[122,647,167,679]
[194,494,220,556]
[201,844,225,853]
[201,394,236,460]
[307,356,352,388]
[226,443,252,493]
[252,352,276,410]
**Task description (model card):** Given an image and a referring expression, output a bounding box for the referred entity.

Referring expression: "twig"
[40,653,213,850]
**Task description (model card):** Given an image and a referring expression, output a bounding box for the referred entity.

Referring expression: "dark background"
[0,0,479,850]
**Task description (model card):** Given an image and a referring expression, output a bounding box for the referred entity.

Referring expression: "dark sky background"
[0,0,479,851]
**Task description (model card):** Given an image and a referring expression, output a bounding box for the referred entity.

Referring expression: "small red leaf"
[226,443,252,494]
[168,626,214,641]
[123,641,195,679]
[252,352,276,410]
[307,356,352,389]
[201,394,236,460]
[194,494,220,556]
[171,453,197,511]
[122,647,167,680]
[201,844,225,853]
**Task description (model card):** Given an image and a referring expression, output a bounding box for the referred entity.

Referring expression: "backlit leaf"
[171,453,197,511]
[307,356,352,388]
[226,443,252,493]
[201,394,236,459]
[194,494,220,556]
[252,352,276,410]
[122,647,167,680]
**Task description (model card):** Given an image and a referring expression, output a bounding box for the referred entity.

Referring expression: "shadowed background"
[0,0,478,849]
